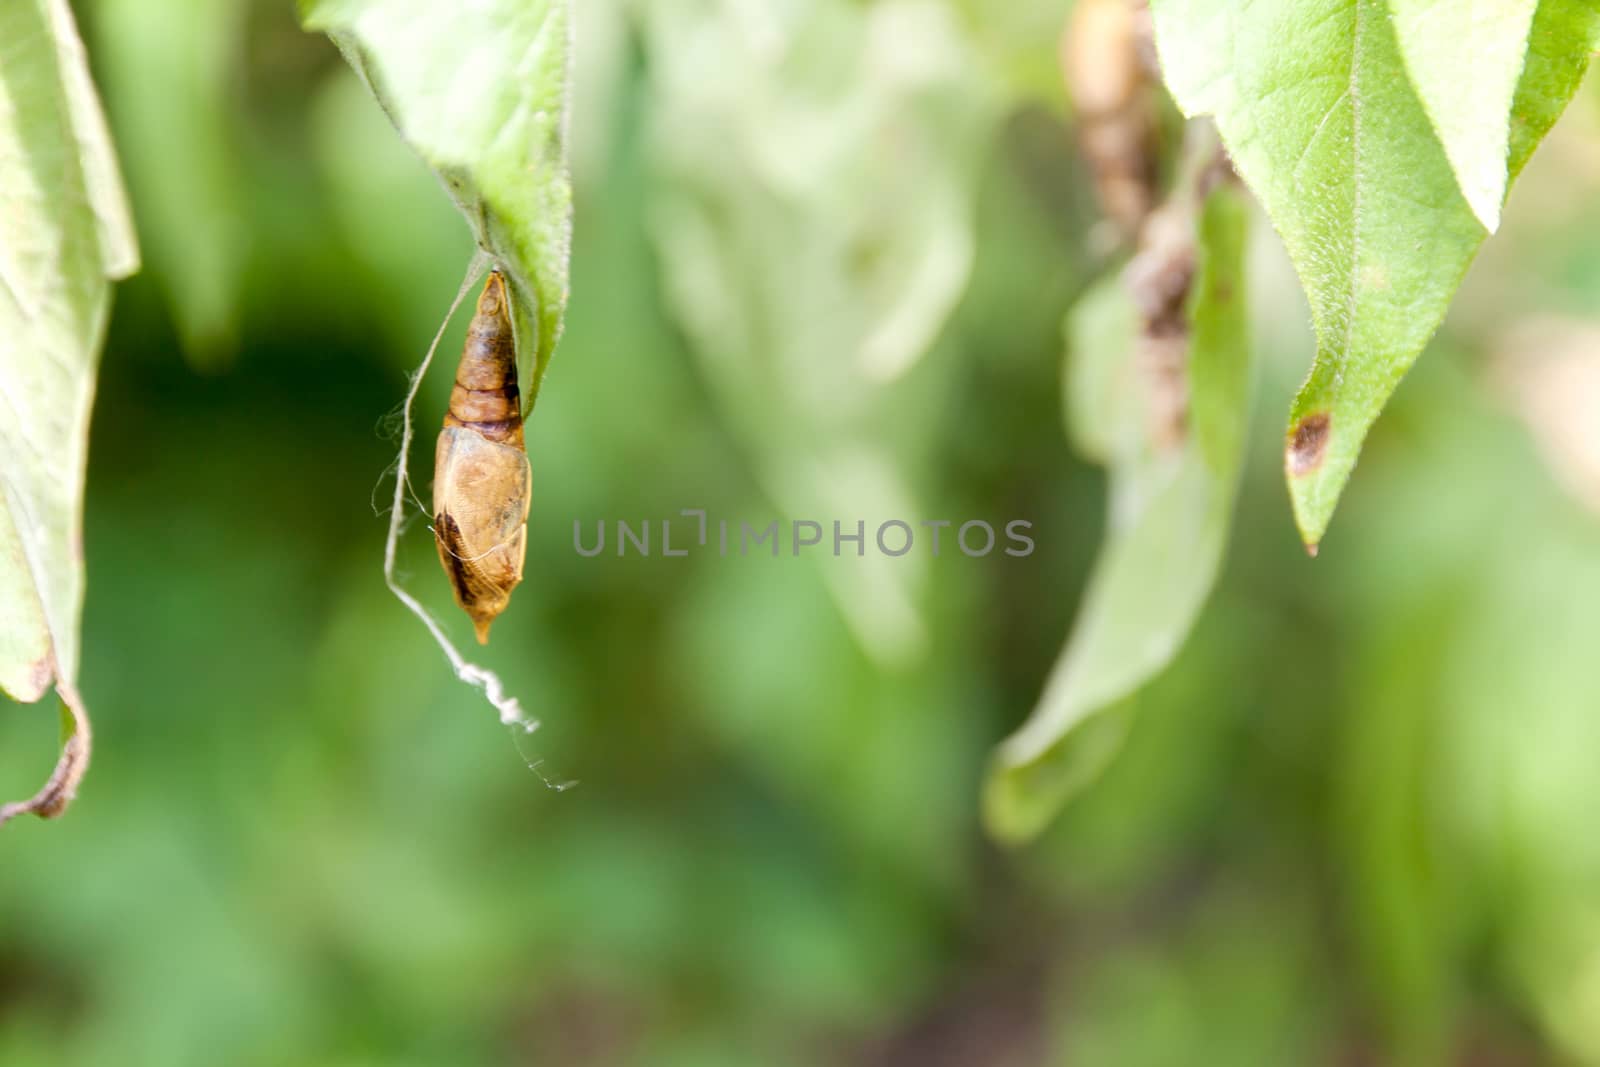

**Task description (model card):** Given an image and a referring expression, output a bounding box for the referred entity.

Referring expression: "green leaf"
[0,0,138,821]
[984,171,1253,843]
[1390,0,1538,232]
[301,0,573,407]
[1150,0,1598,549]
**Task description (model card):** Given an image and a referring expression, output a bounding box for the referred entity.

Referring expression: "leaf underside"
[0,0,138,823]
[1151,0,1599,548]
[300,0,574,409]
[1389,0,1538,232]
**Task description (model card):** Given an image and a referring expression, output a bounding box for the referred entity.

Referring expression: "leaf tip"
[1467,189,1503,235]
[1289,485,1333,555]
[1285,409,1348,550]
[980,764,1045,847]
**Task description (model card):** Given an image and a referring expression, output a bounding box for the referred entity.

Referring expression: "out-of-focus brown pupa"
[1063,0,1161,238]
[433,270,530,644]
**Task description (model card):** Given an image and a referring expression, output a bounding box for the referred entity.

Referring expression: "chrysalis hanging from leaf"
[433,271,530,644]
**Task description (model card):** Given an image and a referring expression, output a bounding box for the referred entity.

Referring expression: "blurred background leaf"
[638,0,1001,665]
[987,160,1253,842]
[89,0,247,367]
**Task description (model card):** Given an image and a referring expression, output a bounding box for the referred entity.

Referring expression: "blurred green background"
[6,1,1600,1064]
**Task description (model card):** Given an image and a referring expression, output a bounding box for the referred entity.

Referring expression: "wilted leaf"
[985,167,1251,843]
[300,0,573,408]
[1150,0,1598,548]
[0,0,138,823]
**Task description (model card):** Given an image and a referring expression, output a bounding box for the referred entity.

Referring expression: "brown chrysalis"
[433,270,530,644]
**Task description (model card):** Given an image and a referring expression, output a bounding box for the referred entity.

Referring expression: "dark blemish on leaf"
[1287,412,1331,477]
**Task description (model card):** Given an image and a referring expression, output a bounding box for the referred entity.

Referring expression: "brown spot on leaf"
[1287,412,1331,477]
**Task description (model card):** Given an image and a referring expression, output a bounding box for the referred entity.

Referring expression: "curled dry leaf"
[433,271,531,644]
[0,687,91,827]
